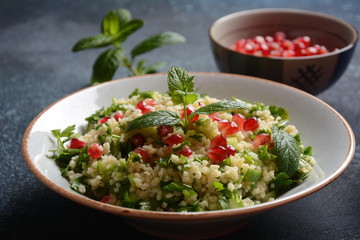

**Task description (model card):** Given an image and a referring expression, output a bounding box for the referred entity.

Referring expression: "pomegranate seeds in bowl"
[234,32,333,57]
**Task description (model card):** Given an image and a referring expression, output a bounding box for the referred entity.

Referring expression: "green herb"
[50,125,76,149]
[163,181,198,197]
[272,127,301,177]
[126,110,180,132]
[128,88,154,99]
[191,100,247,116]
[303,146,313,156]
[72,8,186,84]
[245,169,262,183]
[257,144,277,163]
[213,182,243,209]
[71,176,86,193]
[269,105,289,120]
[272,172,293,190]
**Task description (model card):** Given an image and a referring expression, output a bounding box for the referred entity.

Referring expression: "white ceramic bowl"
[22,73,355,240]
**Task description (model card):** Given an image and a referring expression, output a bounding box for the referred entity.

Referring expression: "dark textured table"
[1,1,359,239]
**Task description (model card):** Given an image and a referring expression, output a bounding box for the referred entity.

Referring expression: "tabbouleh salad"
[50,66,315,212]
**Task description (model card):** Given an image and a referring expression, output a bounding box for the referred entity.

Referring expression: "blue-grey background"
[1,0,359,239]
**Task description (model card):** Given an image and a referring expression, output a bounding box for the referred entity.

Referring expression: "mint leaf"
[131,32,186,59]
[113,19,144,43]
[167,66,195,94]
[102,9,131,36]
[72,34,113,52]
[126,110,180,132]
[91,47,124,84]
[272,127,300,177]
[191,100,247,116]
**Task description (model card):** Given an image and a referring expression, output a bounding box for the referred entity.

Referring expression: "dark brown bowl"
[209,8,358,95]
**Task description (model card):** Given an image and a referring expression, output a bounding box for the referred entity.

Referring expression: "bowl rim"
[21,72,356,220]
[209,8,359,60]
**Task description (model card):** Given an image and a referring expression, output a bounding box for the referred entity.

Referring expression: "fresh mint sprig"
[126,66,248,132]
[72,8,186,85]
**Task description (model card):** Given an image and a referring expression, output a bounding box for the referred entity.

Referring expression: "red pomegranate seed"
[226,144,236,156]
[69,138,86,149]
[130,133,146,147]
[210,134,227,148]
[282,50,296,57]
[113,111,124,121]
[208,113,222,122]
[166,134,184,147]
[88,143,103,159]
[144,98,157,106]
[243,117,259,131]
[136,101,146,109]
[208,146,228,164]
[100,195,110,203]
[133,147,149,162]
[180,106,199,122]
[274,31,286,42]
[179,145,193,157]
[157,125,174,138]
[136,99,156,114]
[98,117,110,125]
[232,113,246,131]
[252,133,272,148]
[218,120,239,137]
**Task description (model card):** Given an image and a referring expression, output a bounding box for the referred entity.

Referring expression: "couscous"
[50,66,315,212]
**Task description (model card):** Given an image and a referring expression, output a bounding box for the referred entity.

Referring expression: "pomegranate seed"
[166,134,184,146]
[218,120,239,137]
[243,117,259,131]
[113,111,124,121]
[210,134,227,148]
[136,99,156,114]
[88,143,103,159]
[265,36,274,42]
[69,138,86,149]
[282,50,296,57]
[133,147,149,162]
[100,195,110,203]
[144,98,157,106]
[208,113,222,122]
[252,133,272,148]
[281,39,295,50]
[143,105,155,114]
[226,144,236,156]
[208,146,228,164]
[136,101,146,109]
[232,113,246,131]
[157,125,174,138]
[130,133,146,147]
[274,31,286,42]
[254,35,265,43]
[180,106,199,122]
[98,117,110,125]
[306,46,318,55]
[179,145,193,157]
